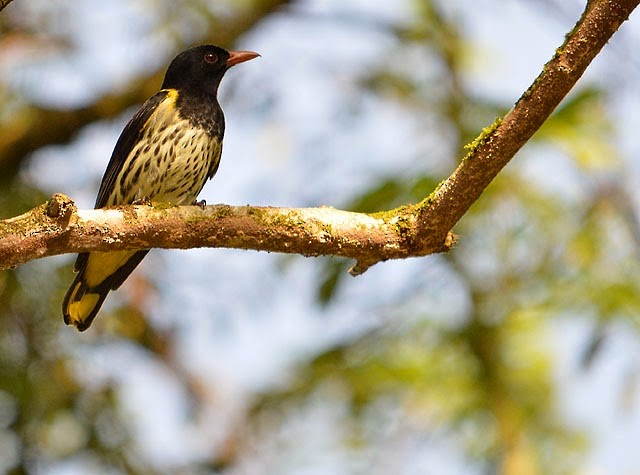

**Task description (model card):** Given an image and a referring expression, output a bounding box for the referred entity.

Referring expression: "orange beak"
[227,50,260,67]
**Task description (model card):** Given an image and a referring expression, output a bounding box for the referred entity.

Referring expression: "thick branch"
[415,0,639,246]
[0,194,455,272]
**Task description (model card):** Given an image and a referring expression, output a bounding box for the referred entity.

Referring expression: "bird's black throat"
[175,91,225,139]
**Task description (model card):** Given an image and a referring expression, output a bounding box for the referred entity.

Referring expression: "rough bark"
[0,194,456,273]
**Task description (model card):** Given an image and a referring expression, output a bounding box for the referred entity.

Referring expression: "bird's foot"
[132,196,153,206]
[192,199,207,209]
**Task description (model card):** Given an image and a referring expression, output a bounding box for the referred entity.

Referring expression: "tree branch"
[0,0,637,272]
[0,194,455,272]
[414,0,639,246]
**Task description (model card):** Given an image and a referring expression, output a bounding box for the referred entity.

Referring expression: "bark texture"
[0,194,455,273]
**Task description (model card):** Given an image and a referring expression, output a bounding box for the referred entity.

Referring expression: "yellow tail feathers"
[62,250,148,331]
[62,278,107,331]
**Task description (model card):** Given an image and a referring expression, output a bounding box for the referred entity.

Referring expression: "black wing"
[95,89,172,208]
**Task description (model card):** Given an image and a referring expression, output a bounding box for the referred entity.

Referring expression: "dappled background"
[1,0,640,473]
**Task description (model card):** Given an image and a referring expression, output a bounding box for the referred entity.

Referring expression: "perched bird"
[62,45,259,331]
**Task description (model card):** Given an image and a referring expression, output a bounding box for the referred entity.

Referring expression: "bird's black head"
[161,45,259,97]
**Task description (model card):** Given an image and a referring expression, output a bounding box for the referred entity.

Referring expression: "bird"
[62,44,260,331]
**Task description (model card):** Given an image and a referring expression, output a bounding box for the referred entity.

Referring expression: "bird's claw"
[132,196,152,206]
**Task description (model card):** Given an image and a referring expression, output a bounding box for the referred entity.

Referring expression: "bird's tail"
[62,250,149,331]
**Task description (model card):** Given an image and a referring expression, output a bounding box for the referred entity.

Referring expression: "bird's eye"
[204,52,218,64]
